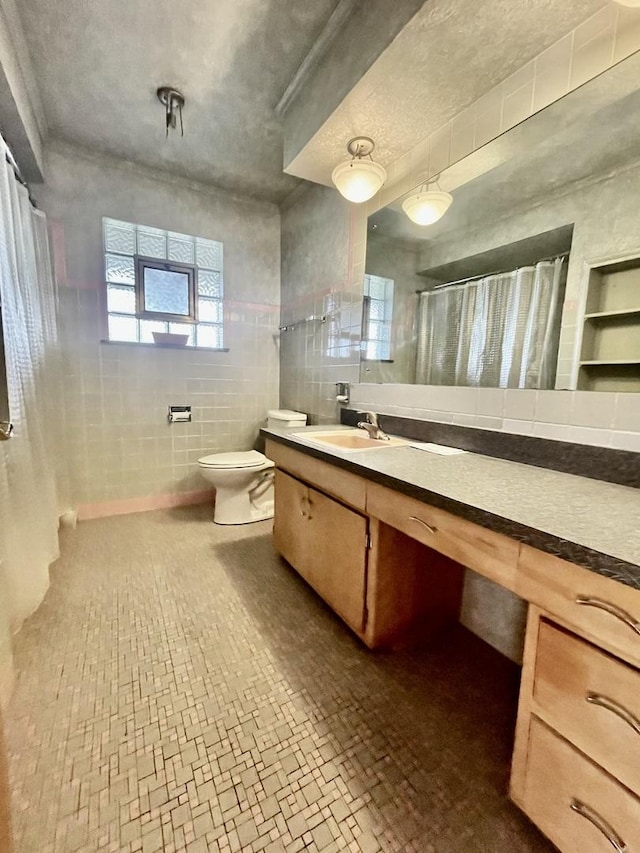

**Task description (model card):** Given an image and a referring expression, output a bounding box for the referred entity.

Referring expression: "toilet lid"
[198,450,269,469]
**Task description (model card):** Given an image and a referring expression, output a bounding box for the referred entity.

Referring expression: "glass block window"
[362,274,394,360]
[103,218,224,348]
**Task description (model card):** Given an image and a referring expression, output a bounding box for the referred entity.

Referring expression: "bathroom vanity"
[263,425,640,853]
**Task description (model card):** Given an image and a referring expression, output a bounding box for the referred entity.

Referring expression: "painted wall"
[36,141,281,515]
[0,0,45,179]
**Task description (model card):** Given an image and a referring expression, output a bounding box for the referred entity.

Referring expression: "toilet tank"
[267,409,307,430]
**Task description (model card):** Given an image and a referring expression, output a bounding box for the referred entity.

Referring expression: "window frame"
[362,274,394,362]
[135,255,197,324]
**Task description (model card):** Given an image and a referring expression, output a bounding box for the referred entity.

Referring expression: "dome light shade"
[402,188,453,225]
[331,137,387,203]
[332,160,387,203]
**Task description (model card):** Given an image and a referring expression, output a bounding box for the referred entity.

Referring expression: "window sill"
[361,358,394,363]
[100,340,229,352]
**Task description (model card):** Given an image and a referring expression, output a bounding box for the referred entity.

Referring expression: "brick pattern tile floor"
[5,506,554,852]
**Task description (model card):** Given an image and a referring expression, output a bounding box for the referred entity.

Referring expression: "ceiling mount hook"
[157,86,185,138]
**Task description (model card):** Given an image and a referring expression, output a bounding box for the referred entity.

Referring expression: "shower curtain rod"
[415,252,569,294]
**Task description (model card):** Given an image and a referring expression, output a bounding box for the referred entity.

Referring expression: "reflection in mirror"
[361,50,640,392]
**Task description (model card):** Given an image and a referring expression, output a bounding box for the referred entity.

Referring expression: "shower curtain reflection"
[415,258,565,388]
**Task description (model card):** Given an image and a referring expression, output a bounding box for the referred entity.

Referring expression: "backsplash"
[349,384,640,453]
[341,406,639,488]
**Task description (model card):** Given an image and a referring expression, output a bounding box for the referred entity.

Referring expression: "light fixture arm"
[346,136,376,160]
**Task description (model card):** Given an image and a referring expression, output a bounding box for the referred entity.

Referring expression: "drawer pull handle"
[408,516,437,534]
[570,799,627,852]
[586,692,640,736]
[575,597,640,636]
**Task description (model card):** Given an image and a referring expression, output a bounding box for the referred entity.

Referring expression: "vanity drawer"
[366,482,519,591]
[533,620,640,794]
[521,717,640,853]
[265,440,366,511]
[518,544,640,668]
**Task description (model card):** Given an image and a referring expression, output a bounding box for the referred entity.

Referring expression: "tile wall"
[279,185,362,423]
[37,142,281,514]
[350,385,640,452]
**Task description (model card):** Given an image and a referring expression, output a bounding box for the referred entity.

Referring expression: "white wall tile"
[571,391,617,429]
[503,389,536,420]
[532,422,571,441]
[610,430,640,452]
[567,425,612,446]
[476,388,505,418]
[614,393,640,432]
[503,418,533,435]
[535,390,573,424]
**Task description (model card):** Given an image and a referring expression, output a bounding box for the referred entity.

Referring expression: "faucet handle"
[361,411,378,426]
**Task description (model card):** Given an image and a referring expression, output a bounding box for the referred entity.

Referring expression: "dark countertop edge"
[261,429,640,592]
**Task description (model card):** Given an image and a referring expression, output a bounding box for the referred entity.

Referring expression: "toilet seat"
[198,450,273,470]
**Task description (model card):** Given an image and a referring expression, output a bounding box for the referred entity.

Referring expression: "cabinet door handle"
[586,692,640,736]
[570,799,627,852]
[300,495,308,517]
[575,596,640,636]
[408,515,437,534]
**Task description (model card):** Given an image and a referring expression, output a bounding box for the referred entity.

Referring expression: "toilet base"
[212,473,274,525]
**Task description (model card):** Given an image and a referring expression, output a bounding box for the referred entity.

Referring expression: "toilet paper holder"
[168,405,191,423]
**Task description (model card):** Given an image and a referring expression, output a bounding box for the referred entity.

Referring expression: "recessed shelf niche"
[578,258,640,391]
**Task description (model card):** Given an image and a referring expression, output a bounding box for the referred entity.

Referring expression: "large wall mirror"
[361,49,640,393]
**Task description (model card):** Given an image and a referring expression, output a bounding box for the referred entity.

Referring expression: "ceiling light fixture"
[402,176,453,226]
[331,137,387,203]
[157,86,185,137]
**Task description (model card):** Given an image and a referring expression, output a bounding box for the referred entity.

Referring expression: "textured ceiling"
[16,0,340,202]
[368,52,640,250]
[286,0,608,185]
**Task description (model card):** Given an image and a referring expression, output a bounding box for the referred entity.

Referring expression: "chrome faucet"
[356,411,390,441]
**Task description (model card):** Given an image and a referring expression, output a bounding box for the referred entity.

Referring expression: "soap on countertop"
[409,442,468,455]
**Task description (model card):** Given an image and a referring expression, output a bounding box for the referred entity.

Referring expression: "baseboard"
[77,488,214,521]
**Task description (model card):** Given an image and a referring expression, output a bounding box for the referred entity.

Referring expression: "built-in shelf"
[580,359,640,366]
[578,258,640,392]
[584,307,640,320]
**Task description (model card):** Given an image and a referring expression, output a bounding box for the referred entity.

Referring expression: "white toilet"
[198,409,307,524]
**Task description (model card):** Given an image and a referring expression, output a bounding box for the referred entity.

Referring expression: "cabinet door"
[304,484,368,633]
[273,469,368,635]
[273,469,309,581]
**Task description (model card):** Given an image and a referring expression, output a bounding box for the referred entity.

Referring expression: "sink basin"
[301,429,407,451]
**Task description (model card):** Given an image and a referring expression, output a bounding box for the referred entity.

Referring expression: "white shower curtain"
[0,137,65,632]
[415,258,564,388]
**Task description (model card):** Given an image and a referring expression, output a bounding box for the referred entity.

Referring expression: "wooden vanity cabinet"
[273,469,368,634]
[267,440,464,648]
[512,549,640,853]
[267,436,640,853]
